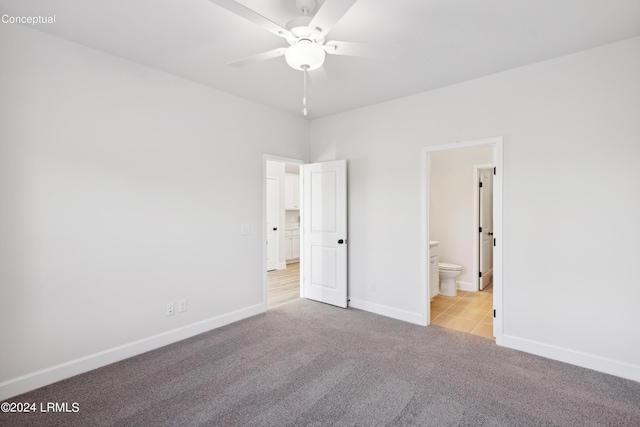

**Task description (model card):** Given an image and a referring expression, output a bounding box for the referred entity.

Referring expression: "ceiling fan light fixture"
[285,40,325,71]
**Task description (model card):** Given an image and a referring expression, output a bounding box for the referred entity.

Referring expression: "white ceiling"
[2,0,639,119]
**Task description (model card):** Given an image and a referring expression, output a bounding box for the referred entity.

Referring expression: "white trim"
[425,137,501,153]
[502,334,640,383]
[348,298,423,326]
[421,136,504,345]
[0,303,265,401]
[419,147,430,325]
[493,139,504,344]
[456,280,475,292]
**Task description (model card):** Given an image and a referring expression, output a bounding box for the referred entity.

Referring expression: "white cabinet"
[285,229,300,262]
[291,230,300,260]
[285,174,300,210]
[429,241,440,299]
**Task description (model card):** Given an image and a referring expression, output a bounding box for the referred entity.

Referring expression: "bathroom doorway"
[422,137,503,343]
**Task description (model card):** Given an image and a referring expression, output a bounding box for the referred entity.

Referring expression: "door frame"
[421,136,504,344]
[263,154,304,310]
[474,164,494,291]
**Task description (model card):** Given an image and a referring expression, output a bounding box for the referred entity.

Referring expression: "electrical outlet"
[178,299,187,313]
[166,302,174,316]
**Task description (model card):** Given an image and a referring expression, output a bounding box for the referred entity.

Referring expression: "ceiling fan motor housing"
[286,15,324,45]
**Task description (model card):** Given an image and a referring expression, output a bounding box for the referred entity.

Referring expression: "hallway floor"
[430,284,494,339]
[267,262,300,309]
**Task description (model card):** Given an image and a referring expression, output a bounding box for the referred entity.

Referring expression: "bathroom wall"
[430,147,494,290]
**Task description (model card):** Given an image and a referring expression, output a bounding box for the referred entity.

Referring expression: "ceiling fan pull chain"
[303,68,307,106]
[302,65,310,116]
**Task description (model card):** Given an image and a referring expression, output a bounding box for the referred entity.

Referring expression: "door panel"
[266,177,277,271]
[311,170,337,232]
[302,160,347,308]
[311,245,338,289]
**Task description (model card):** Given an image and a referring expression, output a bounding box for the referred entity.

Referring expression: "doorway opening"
[421,137,503,344]
[264,155,304,310]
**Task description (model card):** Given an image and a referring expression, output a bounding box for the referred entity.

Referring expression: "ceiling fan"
[209,0,392,115]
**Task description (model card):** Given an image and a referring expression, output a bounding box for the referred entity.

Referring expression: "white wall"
[0,24,309,398]
[430,147,494,289]
[310,37,640,380]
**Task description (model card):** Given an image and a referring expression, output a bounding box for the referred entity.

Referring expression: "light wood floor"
[430,283,494,339]
[267,262,300,309]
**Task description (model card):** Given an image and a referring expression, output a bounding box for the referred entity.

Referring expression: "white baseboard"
[277,261,287,270]
[0,303,266,401]
[457,280,476,292]
[348,298,424,326]
[502,334,640,383]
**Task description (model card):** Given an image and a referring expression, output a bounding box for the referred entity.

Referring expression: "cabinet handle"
[273,227,277,231]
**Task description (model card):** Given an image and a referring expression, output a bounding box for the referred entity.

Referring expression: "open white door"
[301,160,347,308]
[478,169,493,290]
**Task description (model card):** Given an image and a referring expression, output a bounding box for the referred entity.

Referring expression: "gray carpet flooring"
[2,299,640,426]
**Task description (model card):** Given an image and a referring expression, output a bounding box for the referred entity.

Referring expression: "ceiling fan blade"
[308,66,328,85]
[308,0,359,37]
[228,48,287,68]
[208,0,292,39]
[324,41,397,59]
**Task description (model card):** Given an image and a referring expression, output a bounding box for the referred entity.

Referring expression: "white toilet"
[439,262,463,297]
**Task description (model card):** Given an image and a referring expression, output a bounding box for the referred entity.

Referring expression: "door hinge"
[493,167,496,175]
[493,238,496,247]
[493,309,496,318]
[479,181,483,188]
[479,227,482,232]
[479,271,482,278]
